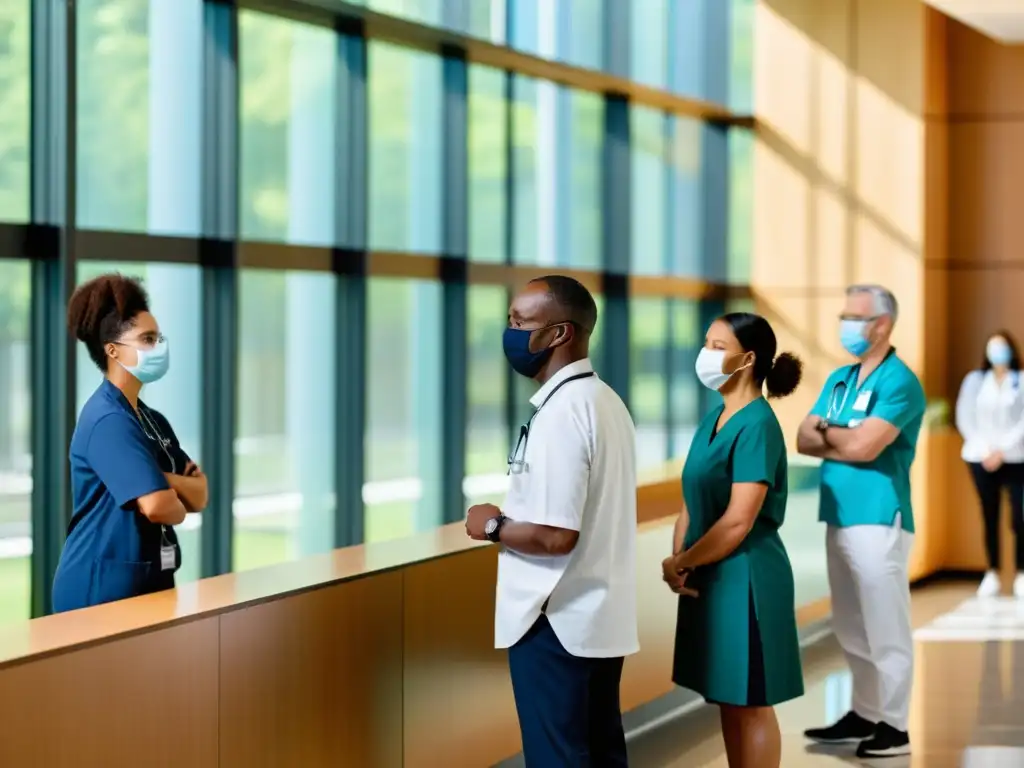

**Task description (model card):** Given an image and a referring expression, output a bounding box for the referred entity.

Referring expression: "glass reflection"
[468,64,508,264]
[466,286,510,504]
[77,0,202,234]
[511,77,602,269]
[368,42,443,253]
[0,260,30,624]
[668,300,701,456]
[239,11,338,243]
[729,129,754,285]
[235,270,337,571]
[0,1,29,222]
[365,278,443,542]
[631,106,668,276]
[631,299,670,469]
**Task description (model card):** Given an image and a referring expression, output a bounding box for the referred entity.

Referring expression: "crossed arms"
[795,415,901,463]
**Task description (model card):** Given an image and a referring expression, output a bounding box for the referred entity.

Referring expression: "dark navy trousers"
[508,615,628,768]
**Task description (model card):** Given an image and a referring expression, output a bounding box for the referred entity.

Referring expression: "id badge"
[160,545,176,572]
[853,390,872,412]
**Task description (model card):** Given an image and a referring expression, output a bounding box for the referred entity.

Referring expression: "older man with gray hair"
[796,284,925,759]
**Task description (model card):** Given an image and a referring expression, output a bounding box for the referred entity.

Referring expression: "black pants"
[508,615,627,768]
[969,462,1024,570]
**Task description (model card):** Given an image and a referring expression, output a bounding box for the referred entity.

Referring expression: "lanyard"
[136,405,177,545]
[848,346,897,390]
[829,347,897,421]
[507,372,595,475]
[137,405,177,475]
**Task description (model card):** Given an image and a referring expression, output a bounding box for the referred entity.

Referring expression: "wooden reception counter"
[0,467,832,768]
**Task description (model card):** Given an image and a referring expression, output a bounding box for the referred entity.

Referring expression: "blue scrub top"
[810,350,925,532]
[52,379,188,613]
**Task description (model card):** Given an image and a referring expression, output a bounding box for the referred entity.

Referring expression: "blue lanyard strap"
[507,372,595,474]
[847,346,897,389]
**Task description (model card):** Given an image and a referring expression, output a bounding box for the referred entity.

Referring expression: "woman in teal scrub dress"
[662,312,804,768]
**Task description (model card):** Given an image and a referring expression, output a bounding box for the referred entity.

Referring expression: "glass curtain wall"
[0,0,756,620]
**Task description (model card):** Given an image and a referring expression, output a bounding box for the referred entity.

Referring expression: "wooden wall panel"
[946,21,1024,118]
[909,430,954,580]
[402,547,520,768]
[854,0,927,116]
[945,269,1024,394]
[0,619,219,767]
[637,479,683,524]
[754,0,967,581]
[218,575,404,768]
[621,524,678,711]
[948,122,1024,266]
[938,14,1024,572]
[754,0,932,427]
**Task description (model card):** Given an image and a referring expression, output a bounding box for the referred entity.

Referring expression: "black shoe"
[856,723,911,758]
[804,711,876,744]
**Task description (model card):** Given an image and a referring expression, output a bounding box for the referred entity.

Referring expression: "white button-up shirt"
[494,358,639,659]
[956,369,1024,463]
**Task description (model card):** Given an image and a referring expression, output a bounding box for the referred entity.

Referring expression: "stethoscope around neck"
[507,372,595,475]
[827,348,897,421]
[135,405,177,544]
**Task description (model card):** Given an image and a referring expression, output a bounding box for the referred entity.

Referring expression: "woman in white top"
[956,331,1024,597]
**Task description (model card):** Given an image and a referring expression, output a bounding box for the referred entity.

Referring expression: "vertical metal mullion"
[603,0,630,79]
[199,0,239,577]
[599,0,631,404]
[701,0,731,283]
[502,65,516,449]
[28,0,77,617]
[700,123,729,283]
[441,47,468,524]
[663,297,675,459]
[599,93,630,405]
[661,113,675,458]
[333,20,368,547]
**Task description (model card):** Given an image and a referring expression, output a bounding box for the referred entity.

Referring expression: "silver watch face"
[484,518,498,535]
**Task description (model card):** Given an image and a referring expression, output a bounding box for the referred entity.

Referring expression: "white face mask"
[695,348,750,391]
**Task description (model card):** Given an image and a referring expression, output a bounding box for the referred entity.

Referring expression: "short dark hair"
[67,273,151,371]
[719,311,802,399]
[530,275,598,334]
[981,329,1021,371]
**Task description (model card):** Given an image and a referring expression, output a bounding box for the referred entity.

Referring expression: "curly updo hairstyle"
[67,273,151,372]
[719,311,803,399]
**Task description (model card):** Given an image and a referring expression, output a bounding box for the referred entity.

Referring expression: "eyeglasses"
[838,314,881,322]
[114,332,166,349]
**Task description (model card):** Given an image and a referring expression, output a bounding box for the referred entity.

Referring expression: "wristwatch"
[815,418,830,433]
[484,514,507,543]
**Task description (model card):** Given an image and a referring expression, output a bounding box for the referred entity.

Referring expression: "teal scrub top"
[683,397,788,549]
[810,350,925,532]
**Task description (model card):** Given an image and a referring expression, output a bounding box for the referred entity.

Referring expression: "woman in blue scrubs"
[52,274,207,612]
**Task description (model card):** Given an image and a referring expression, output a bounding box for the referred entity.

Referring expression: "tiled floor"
[629,582,1024,767]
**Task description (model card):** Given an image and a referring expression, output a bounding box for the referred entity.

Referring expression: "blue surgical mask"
[839,320,871,358]
[119,339,170,384]
[503,325,563,379]
[987,340,1012,367]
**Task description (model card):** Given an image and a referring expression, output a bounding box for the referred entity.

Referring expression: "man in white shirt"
[466,275,639,767]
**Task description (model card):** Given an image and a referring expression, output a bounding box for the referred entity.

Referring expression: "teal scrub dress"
[672,397,804,707]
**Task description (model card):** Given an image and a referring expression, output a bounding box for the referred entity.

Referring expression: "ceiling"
[925,0,1024,43]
